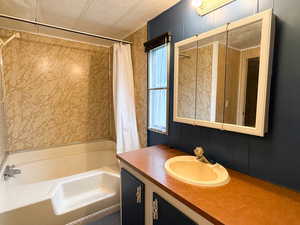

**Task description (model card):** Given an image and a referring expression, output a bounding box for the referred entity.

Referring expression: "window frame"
[147,43,170,135]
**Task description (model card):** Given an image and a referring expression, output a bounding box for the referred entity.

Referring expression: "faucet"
[193,147,210,164]
[3,165,21,181]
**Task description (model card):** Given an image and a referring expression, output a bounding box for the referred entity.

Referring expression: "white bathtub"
[0,140,120,225]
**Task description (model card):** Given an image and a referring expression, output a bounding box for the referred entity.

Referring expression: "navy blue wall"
[147,0,300,191]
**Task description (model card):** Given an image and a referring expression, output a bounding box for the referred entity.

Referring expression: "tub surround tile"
[1,26,146,153]
[108,47,115,141]
[0,113,7,165]
[0,28,113,152]
[117,145,300,225]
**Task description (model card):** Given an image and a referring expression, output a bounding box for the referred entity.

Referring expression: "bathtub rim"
[51,170,120,215]
[0,166,120,214]
[6,139,116,166]
[0,139,118,214]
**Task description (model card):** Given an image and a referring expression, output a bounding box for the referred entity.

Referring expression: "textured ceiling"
[0,0,180,46]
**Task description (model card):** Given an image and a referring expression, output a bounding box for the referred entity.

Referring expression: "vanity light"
[193,0,235,16]
[192,0,202,8]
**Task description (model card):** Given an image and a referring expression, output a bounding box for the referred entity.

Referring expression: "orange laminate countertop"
[117,145,300,225]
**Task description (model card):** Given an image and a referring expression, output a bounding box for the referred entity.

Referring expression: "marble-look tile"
[108,47,115,141]
[0,28,112,152]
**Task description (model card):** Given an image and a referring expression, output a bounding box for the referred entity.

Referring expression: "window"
[148,43,169,134]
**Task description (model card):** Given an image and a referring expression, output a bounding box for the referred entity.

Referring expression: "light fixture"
[192,0,202,8]
[193,0,236,16]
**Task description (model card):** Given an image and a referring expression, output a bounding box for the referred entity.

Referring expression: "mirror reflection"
[176,21,263,128]
[223,21,262,127]
[177,32,227,123]
[196,32,227,123]
[177,41,198,120]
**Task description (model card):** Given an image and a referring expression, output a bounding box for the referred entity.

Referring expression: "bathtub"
[0,140,120,225]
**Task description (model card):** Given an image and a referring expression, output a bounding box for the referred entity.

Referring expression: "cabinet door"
[153,193,197,225]
[121,169,145,225]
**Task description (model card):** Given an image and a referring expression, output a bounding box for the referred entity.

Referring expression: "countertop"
[117,145,300,225]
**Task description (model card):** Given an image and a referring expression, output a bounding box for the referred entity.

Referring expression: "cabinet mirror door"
[195,32,227,126]
[175,40,198,124]
[223,20,262,128]
[175,30,228,129]
[222,12,274,137]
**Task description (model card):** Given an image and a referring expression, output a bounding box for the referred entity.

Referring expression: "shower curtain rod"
[0,13,132,45]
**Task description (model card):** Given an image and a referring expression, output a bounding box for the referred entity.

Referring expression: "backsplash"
[0,28,113,152]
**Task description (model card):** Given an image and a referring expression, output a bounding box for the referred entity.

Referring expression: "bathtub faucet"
[3,165,21,181]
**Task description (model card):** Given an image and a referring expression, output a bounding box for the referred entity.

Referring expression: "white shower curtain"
[113,43,140,154]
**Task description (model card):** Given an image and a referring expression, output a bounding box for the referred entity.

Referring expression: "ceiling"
[0,0,180,46]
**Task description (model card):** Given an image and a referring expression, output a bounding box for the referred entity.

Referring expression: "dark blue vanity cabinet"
[121,169,145,225]
[121,169,198,225]
[153,193,197,225]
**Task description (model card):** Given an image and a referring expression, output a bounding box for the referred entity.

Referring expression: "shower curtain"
[113,43,140,154]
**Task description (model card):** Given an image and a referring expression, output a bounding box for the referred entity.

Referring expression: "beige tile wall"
[0,87,8,163]
[108,47,115,141]
[0,28,113,152]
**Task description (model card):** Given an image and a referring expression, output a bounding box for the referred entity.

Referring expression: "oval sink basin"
[165,156,230,187]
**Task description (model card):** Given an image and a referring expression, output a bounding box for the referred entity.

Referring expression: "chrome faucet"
[3,165,21,181]
[194,147,210,164]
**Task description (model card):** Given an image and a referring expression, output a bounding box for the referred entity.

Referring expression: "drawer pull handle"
[136,185,142,203]
[153,199,159,220]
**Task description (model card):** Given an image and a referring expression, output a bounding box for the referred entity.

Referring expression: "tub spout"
[3,165,21,181]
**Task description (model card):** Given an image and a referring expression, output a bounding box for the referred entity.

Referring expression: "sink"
[165,156,230,187]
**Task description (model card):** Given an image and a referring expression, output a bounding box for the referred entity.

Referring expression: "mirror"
[177,40,198,121]
[174,9,274,136]
[195,32,227,123]
[176,32,227,126]
[223,20,262,127]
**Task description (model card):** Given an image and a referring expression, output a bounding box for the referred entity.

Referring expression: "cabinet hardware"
[153,198,159,220]
[136,185,142,203]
